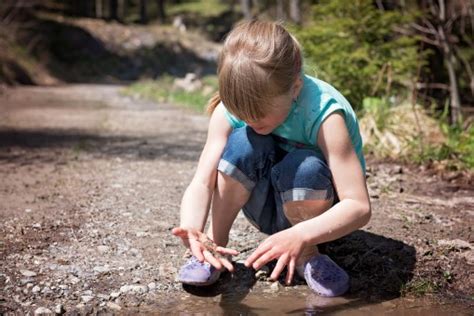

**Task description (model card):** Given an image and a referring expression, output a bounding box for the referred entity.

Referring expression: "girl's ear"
[292,77,303,99]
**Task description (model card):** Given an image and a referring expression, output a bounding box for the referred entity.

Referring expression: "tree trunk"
[157,0,166,23]
[140,0,148,24]
[444,45,462,124]
[95,0,103,18]
[117,0,125,21]
[276,0,285,20]
[109,0,118,20]
[289,0,301,25]
[241,0,252,20]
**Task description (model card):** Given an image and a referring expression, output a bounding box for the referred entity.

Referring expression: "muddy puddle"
[146,292,472,315]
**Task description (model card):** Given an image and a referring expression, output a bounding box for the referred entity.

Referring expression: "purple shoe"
[301,254,349,297]
[178,256,222,286]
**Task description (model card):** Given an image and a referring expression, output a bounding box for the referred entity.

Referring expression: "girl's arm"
[172,104,238,270]
[294,111,371,244]
[179,103,232,230]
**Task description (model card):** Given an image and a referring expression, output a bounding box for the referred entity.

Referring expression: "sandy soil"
[0,85,473,314]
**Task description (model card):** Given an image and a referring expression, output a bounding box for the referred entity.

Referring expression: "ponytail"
[206,92,221,115]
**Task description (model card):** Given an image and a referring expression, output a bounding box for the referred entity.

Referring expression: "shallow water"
[147,291,472,315]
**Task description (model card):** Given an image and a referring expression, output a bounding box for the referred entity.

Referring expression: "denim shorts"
[217,126,335,235]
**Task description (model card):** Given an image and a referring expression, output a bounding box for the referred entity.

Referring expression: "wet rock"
[20,270,37,277]
[255,266,270,281]
[34,307,53,315]
[54,304,65,314]
[269,282,280,293]
[107,302,122,311]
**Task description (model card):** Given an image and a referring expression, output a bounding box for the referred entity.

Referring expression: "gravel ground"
[0,85,473,315]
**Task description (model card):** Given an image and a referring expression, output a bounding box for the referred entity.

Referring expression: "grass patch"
[166,0,229,18]
[122,74,218,113]
[402,279,439,296]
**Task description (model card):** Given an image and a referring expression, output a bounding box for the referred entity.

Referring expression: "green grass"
[122,74,218,113]
[166,0,229,18]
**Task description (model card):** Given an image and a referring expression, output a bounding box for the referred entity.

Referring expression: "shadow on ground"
[0,129,205,163]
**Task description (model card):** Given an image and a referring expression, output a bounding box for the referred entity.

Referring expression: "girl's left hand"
[244,226,305,285]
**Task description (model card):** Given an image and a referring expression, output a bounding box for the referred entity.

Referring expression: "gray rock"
[54,304,65,314]
[120,284,148,294]
[34,307,53,315]
[81,295,94,303]
[147,282,156,290]
[94,265,110,274]
[32,285,41,293]
[269,281,280,293]
[97,245,110,253]
[110,291,121,298]
[107,302,122,311]
[20,270,37,277]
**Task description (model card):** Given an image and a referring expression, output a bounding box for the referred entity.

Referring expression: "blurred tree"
[289,0,301,25]
[140,0,148,24]
[396,0,473,124]
[295,0,422,110]
[157,0,166,23]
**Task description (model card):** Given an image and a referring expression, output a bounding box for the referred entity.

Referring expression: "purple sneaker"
[178,256,222,286]
[300,254,349,297]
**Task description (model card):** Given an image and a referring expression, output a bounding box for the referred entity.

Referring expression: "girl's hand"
[172,227,239,272]
[244,226,305,285]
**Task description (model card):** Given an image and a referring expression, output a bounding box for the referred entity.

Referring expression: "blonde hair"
[207,20,302,121]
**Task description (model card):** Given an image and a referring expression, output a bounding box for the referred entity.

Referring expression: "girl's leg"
[271,150,335,264]
[206,171,250,247]
[207,126,277,246]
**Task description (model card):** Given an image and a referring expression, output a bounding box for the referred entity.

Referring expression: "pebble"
[107,302,122,311]
[32,285,41,293]
[110,291,121,298]
[120,284,148,294]
[69,276,80,284]
[255,266,270,280]
[81,295,94,303]
[147,282,156,290]
[93,266,110,274]
[97,245,110,253]
[269,282,280,293]
[20,270,37,277]
[54,304,65,314]
[34,307,53,315]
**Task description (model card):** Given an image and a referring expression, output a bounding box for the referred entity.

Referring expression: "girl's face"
[246,77,303,135]
[246,94,293,135]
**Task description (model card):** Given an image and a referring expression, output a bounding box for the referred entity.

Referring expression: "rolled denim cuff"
[280,188,333,203]
[217,159,255,192]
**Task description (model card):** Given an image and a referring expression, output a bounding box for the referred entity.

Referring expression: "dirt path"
[0,85,473,314]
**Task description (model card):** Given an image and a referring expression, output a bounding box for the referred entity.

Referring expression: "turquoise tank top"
[222,74,366,173]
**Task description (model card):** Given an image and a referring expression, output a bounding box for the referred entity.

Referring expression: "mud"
[0,85,473,315]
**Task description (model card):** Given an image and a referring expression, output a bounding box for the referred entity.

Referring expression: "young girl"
[172,20,371,297]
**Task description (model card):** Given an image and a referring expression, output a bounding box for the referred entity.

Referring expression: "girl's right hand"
[172,227,239,272]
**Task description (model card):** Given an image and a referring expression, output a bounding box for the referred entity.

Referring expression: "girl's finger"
[286,258,295,285]
[171,227,188,237]
[244,242,272,268]
[216,246,239,256]
[252,250,277,270]
[219,257,235,272]
[270,254,289,281]
[203,250,223,270]
[190,241,205,262]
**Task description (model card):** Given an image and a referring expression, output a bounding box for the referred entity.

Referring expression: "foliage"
[293,0,424,110]
[166,0,229,18]
[122,75,218,113]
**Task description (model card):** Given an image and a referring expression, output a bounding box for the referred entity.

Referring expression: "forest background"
[1,0,473,172]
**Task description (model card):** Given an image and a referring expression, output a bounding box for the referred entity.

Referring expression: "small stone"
[32,285,41,293]
[110,291,121,298]
[32,223,41,229]
[107,302,122,311]
[20,270,37,277]
[93,266,110,274]
[255,266,270,280]
[34,307,53,315]
[147,282,156,290]
[97,293,109,300]
[81,295,94,303]
[136,231,149,237]
[269,282,280,293]
[438,239,472,250]
[25,209,32,213]
[83,290,93,296]
[120,284,148,294]
[97,245,109,253]
[54,304,65,314]
[69,275,80,284]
